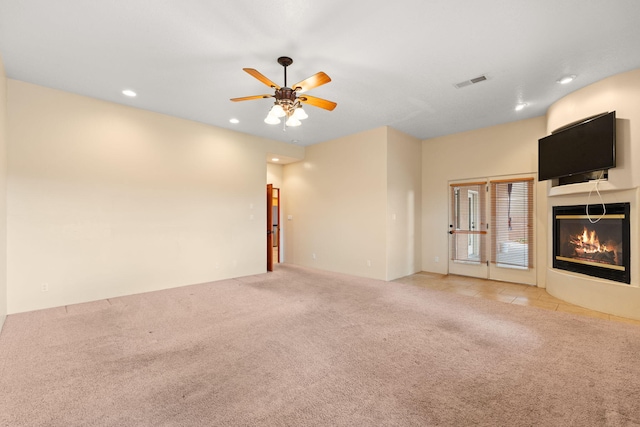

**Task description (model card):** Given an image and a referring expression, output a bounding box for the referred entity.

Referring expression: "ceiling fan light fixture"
[293,107,308,120]
[270,104,286,118]
[285,116,302,127]
[264,114,281,125]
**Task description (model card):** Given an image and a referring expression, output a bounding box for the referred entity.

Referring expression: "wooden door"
[267,184,273,272]
[272,188,280,264]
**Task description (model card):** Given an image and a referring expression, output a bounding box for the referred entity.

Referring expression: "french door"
[448,175,536,285]
[449,181,488,278]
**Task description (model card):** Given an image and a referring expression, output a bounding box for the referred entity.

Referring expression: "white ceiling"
[2,1,640,147]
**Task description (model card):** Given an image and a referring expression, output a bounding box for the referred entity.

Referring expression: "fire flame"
[571,228,604,253]
[568,226,618,264]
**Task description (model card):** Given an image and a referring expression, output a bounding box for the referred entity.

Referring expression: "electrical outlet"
[367,260,372,267]
[312,253,316,260]
[41,283,49,292]
[435,256,440,263]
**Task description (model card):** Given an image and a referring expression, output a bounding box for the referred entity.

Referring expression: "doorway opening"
[272,187,280,266]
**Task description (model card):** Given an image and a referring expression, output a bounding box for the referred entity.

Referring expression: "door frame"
[267,184,273,272]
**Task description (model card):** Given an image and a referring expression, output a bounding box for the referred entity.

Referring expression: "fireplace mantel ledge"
[548,180,628,197]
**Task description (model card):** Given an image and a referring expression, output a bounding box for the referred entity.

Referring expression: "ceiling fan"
[230,56,337,127]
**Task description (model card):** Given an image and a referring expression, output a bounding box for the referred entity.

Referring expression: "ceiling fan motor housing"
[274,87,300,116]
[275,87,297,103]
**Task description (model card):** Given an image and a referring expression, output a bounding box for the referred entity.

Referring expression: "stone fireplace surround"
[544,69,640,320]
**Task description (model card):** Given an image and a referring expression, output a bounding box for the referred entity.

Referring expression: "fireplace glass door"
[553,203,630,284]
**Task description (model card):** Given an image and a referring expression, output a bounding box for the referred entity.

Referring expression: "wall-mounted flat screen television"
[538,111,616,182]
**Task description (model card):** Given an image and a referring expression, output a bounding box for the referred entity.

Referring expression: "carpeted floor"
[1,264,640,426]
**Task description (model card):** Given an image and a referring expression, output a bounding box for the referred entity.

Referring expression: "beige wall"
[0,56,7,327]
[283,127,388,279]
[6,80,295,313]
[421,116,548,278]
[386,127,422,280]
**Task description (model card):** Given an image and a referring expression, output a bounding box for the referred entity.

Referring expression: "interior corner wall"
[282,127,388,279]
[386,127,422,281]
[0,56,7,328]
[6,80,282,314]
[421,116,548,279]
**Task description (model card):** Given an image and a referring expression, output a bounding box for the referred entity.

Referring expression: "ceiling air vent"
[454,74,488,89]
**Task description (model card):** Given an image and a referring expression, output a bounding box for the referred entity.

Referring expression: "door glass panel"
[450,182,486,264]
[467,190,479,259]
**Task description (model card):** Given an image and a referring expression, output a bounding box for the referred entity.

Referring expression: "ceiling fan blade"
[243,68,281,89]
[292,72,331,93]
[230,94,273,102]
[299,94,337,111]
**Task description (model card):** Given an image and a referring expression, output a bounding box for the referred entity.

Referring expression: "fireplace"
[553,203,630,284]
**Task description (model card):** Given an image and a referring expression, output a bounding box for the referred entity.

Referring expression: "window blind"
[490,178,534,268]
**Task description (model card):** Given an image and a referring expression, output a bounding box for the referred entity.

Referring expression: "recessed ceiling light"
[271,158,280,162]
[229,118,240,124]
[557,75,576,85]
[122,89,137,97]
[515,103,528,111]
